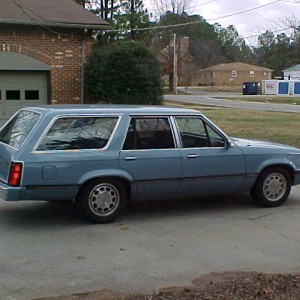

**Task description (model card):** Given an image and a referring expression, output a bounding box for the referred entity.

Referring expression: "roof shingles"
[283,64,300,72]
[199,62,272,73]
[0,0,108,29]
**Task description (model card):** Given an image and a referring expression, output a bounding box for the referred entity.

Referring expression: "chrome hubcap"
[89,183,119,216]
[263,173,287,202]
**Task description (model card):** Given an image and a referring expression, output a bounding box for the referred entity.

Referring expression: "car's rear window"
[36,116,118,151]
[0,110,40,149]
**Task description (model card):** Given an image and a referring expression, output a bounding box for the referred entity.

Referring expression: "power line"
[10,0,45,31]
[207,0,282,22]
[245,26,296,40]
[185,0,218,12]
[104,0,283,33]
[10,0,85,37]
[9,0,297,41]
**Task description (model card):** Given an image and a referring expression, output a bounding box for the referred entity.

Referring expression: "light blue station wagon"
[0,105,300,223]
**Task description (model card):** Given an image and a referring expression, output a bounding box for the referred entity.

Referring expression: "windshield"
[0,110,40,149]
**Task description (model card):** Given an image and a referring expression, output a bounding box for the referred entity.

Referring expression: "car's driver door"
[175,116,246,198]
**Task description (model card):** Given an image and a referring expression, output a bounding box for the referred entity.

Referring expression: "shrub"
[85,41,163,105]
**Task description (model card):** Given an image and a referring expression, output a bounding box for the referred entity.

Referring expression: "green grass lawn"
[165,101,300,148]
[189,86,243,93]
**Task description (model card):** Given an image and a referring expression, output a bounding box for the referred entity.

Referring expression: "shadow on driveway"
[0,194,259,227]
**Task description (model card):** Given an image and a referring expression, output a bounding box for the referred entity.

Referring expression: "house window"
[231,70,237,77]
[250,71,255,77]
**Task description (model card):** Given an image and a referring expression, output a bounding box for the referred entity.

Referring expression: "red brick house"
[0,0,108,119]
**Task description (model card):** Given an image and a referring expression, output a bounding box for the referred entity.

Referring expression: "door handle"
[187,154,198,159]
[124,156,136,161]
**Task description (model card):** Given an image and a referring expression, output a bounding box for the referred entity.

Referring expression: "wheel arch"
[250,164,293,207]
[77,170,135,202]
[252,163,295,190]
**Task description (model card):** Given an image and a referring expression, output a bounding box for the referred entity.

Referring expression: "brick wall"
[0,26,94,104]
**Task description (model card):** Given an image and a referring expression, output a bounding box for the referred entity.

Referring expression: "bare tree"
[273,15,300,44]
[280,15,300,31]
[148,0,193,16]
[74,0,118,20]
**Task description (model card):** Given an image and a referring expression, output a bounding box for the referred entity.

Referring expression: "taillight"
[8,162,23,187]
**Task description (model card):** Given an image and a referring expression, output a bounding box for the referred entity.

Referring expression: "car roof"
[21,105,202,115]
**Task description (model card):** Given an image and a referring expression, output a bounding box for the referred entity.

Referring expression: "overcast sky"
[147,0,300,45]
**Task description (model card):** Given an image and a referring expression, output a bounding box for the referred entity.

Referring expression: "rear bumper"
[0,181,23,201]
[0,181,79,201]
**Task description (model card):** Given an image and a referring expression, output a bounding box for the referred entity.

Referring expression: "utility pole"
[173,33,177,95]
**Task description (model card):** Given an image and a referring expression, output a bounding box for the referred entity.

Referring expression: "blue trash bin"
[243,82,258,95]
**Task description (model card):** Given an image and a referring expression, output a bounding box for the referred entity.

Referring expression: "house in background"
[283,64,300,81]
[192,62,272,87]
[0,0,108,120]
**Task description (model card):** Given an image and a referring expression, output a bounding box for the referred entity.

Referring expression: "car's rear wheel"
[77,179,127,223]
[251,167,291,207]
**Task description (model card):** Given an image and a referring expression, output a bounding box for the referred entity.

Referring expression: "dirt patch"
[35,272,300,300]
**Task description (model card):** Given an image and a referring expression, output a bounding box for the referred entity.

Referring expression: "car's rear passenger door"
[119,116,181,200]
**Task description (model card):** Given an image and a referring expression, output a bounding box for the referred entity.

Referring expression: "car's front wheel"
[251,167,291,207]
[77,179,127,223]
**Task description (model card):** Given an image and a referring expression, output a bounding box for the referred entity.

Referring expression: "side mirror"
[226,140,235,148]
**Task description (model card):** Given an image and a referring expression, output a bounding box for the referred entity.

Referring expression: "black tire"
[251,167,291,208]
[77,178,127,223]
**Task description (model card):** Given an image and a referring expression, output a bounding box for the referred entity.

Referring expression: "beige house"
[192,62,272,86]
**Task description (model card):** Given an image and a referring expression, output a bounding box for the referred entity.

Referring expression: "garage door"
[0,71,48,121]
[0,52,51,125]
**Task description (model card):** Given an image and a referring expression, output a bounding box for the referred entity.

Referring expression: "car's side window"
[206,124,226,147]
[123,117,175,150]
[37,117,118,151]
[0,110,40,149]
[175,117,225,148]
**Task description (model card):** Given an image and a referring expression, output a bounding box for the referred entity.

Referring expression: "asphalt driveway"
[1,187,300,300]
